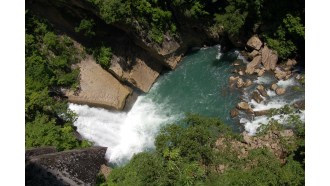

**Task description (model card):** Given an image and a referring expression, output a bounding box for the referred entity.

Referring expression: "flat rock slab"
[66,56,132,110]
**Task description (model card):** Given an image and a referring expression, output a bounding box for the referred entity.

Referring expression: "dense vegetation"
[25,11,91,151]
[88,0,304,59]
[97,114,304,186]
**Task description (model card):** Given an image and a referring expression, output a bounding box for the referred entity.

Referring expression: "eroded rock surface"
[65,56,132,110]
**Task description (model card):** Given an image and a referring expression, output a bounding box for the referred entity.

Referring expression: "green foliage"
[25,12,89,150]
[105,114,304,186]
[93,46,112,69]
[75,19,96,37]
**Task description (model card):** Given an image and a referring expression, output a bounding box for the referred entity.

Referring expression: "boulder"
[236,78,245,88]
[274,69,287,80]
[246,55,262,74]
[237,102,251,110]
[275,87,286,95]
[230,108,239,118]
[261,46,278,70]
[254,110,270,116]
[242,131,251,144]
[257,85,268,97]
[257,68,265,76]
[246,35,263,50]
[65,56,132,110]
[292,100,305,110]
[271,83,278,91]
[248,50,259,60]
[251,91,264,103]
[229,76,239,86]
[280,130,294,138]
[26,147,107,186]
[100,164,112,180]
[286,59,297,67]
[244,79,253,87]
[238,70,245,76]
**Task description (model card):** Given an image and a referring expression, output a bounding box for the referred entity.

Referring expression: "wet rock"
[246,35,263,50]
[230,108,239,118]
[246,55,262,74]
[251,91,264,103]
[237,78,245,88]
[229,76,239,87]
[244,79,253,87]
[261,46,278,70]
[232,59,242,66]
[254,110,270,116]
[275,87,286,95]
[237,102,251,110]
[257,85,268,97]
[238,70,245,76]
[257,68,266,76]
[292,100,305,110]
[271,83,278,91]
[275,69,287,80]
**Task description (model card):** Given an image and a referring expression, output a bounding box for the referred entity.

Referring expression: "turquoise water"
[147,46,241,128]
[70,46,253,164]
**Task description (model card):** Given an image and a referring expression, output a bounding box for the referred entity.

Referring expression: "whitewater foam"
[69,96,180,165]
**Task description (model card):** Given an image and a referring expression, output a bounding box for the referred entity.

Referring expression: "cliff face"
[26,146,107,186]
[27,0,220,110]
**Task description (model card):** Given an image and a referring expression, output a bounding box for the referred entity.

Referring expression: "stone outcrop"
[26,147,58,160]
[215,129,295,163]
[257,85,268,97]
[26,147,107,186]
[251,91,264,103]
[109,54,163,92]
[286,59,297,67]
[248,50,259,60]
[275,87,286,95]
[261,46,278,70]
[246,36,263,50]
[65,56,132,110]
[245,55,261,74]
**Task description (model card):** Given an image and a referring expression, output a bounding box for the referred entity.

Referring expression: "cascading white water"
[69,95,180,165]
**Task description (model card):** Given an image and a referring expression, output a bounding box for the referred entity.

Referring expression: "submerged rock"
[246,35,263,51]
[230,108,239,118]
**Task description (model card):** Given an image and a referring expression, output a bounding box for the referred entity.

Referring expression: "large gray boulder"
[26,147,107,186]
